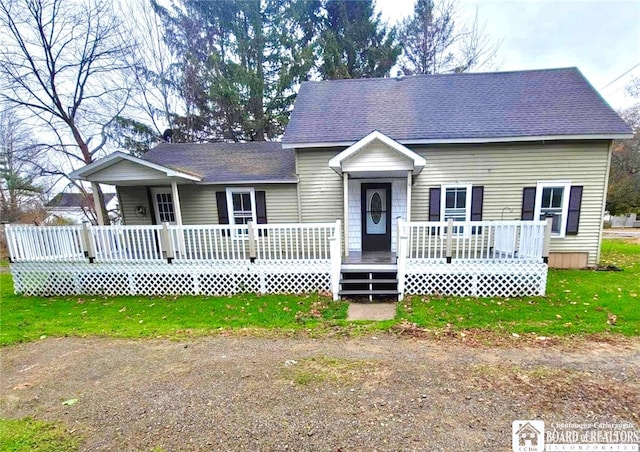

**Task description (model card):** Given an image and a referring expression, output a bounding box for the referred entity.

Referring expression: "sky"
[376,0,640,111]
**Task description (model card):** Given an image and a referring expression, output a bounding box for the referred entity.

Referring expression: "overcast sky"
[376,0,640,111]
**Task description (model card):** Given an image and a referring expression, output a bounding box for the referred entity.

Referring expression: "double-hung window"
[534,181,571,237]
[225,187,256,236]
[441,184,472,235]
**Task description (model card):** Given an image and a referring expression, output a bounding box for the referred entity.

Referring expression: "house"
[8,67,633,299]
[46,192,119,224]
[71,67,632,269]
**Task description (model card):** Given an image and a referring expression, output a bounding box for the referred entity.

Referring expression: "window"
[441,184,472,235]
[225,188,256,235]
[152,188,176,224]
[534,181,571,237]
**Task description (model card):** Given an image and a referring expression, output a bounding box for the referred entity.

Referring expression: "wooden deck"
[342,252,397,265]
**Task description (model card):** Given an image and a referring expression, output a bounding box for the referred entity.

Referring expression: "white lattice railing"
[5,221,342,297]
[253,223,336,261]
[5,225,85,262]
[396,218,551,300]
[399,219,549,262]
[91,225,166,262]
[5,221,341,264]
[169,224,250,261]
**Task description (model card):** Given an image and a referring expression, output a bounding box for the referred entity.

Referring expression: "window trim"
[150,187,176,224]
[225,187,257,236]
[440,183,472,237]
[534,180,571,238]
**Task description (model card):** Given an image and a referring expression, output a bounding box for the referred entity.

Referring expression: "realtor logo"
[513,420,545,452]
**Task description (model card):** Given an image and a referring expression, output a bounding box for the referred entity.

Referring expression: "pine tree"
[320,0,400,80]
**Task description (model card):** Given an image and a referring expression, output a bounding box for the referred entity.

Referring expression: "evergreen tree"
[320,0,400,79]
[153,0,320,142]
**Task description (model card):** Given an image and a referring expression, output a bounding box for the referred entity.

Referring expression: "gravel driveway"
[2,335,639,451]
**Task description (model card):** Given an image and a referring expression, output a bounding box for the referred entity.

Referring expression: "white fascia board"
[284,133,633,149]
[69,151,202,182]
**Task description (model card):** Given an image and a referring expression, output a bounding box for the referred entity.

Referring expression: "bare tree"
[398,0,500,75]
[104,0,184,156]
[0,108,47,222]
[0,0,135,223]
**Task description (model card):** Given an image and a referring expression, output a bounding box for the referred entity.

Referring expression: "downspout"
[596,141,613,266]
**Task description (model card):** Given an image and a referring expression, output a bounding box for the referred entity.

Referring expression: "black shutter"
[216,191,229,236]
[566,186,583,235]
[255,191,267,236]
[429,188,441,221]
[471,186,484,234]
[521,187,536,220]
[429,187,441,235]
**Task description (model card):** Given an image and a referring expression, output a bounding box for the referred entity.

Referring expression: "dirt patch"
[2,336,639,451]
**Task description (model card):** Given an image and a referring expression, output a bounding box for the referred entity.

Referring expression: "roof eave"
[197,178,298,185]
[284,133,633,149]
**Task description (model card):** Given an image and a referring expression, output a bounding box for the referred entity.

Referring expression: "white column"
[406,170,412,222]
[343,172,349,257]
[91,182,105,225]
[171,180,183,226]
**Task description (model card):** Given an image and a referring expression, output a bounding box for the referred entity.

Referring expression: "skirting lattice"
[11,260,331,297]
[403,259,548,297]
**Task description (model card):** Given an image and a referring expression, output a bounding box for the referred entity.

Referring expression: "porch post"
[406,170,412,221]
[170,180,183,226]
[343,172,349,257]
[91,182,105,225]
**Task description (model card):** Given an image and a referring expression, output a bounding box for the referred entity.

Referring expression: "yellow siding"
[409,141,610,266]
[117,186,153,226]
[179,184,299,224]
[296,148,344,223]
[121,184,299,226]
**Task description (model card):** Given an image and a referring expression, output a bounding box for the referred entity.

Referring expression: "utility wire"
[600,61,640,91]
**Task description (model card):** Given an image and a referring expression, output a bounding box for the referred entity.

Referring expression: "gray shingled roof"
[283,67,632,144]
[47,192,116,208]
[142,141,296,183]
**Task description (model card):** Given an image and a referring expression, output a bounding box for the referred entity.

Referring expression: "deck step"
[339,290,400,296]
[340,278,398,284]
[341,265,397,272]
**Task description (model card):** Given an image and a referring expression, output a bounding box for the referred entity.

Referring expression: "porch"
[5,219,551,300]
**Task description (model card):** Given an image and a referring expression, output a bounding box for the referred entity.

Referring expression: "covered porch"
[328,131,426,256]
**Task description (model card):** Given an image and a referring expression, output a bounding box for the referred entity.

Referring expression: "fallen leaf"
[62,398,78,406]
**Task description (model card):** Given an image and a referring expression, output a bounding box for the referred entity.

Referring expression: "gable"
[341,141,415,173]
[88,160,177,184]
[329,131,425,176]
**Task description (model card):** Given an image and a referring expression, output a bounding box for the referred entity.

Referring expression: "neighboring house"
[604,212,639,228]
[46,192,119,224]
[70,67,633,269]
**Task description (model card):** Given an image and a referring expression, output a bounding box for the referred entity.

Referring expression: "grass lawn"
[0,239,638,344]
[0,417,80,452]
